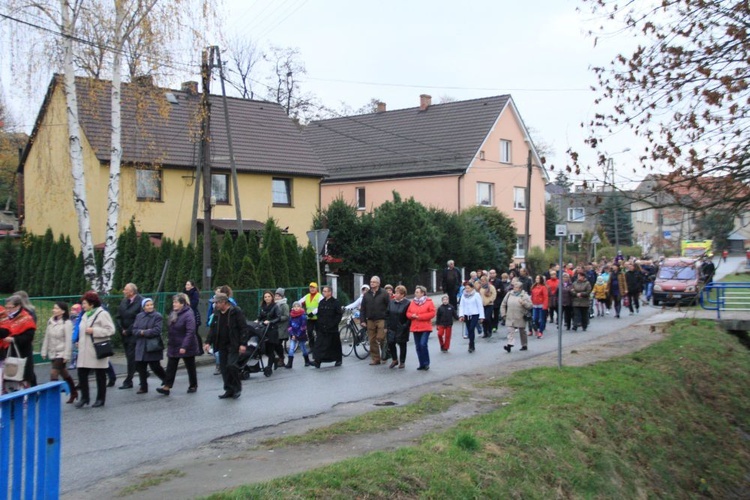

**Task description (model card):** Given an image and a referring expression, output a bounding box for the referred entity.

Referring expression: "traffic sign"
[591,234,601,244]
[555,224,567,237]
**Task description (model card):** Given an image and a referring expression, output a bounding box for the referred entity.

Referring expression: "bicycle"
[339,310,370,359]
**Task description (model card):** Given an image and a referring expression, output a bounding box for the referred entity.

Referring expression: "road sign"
[591,234,601,244]
[663,231,672,240]
[555,224,567,237]
[306,229,330,255]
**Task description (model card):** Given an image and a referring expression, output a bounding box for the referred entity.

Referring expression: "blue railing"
[699,282,750,319]
[1,381,68,500]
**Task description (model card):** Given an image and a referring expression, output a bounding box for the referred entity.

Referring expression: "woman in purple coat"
[157,294,199,396]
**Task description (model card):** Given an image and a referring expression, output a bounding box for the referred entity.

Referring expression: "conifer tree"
[210,229,220,266]
[31,230,54,295]
[42,234,59,296]
[246,230,261,264]
[168,240,185,292]
[301,243,318,284]
[14,233,27,292]
[236,255,257,290]
[262,220,289,286]
[214,250,233,289]
[60,242,76,296]
[114,219,138,290]
[175,242,190,291]
[283,236,302,287]
[74,251,87,294]
[157,238,174,292]
[256,249,276,289]
[0,235,17,293]
[232,232,248,271]
[132,232,152,291]
[220,230,234,262]
[51,235,69,295]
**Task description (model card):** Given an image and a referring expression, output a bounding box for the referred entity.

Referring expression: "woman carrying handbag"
[76,291,116,408]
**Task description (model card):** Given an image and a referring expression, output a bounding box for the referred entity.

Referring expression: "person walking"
[571,272,593,331]
[407,285,435,371]
[607,264,628,319]
[441,260,463,309]
[386,285,411,369]
[257,291,282,370]
[624,262,644,315]
[204,293,249,399]
[285,301,311,368]
[458,281,484,353]
[312,286,343,368]
[274,288,290,367]
[435,294,458,353]
[116,283,142,390]
[360,276,390,366]
[157,294,200,396]
[560,273,574,330]
[40,301,77,404]
[2,293,38,388]
[530,275,548,339]
[593,276,608,317]
[183,280,202,329]
[500,281,533,352]
[132,298,167,394]
[478,276,496,339]
[75,291,115,408]
[546,271,559,324]
[300,283,323,350]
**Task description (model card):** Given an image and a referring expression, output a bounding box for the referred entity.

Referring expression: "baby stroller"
[237,321,273,379]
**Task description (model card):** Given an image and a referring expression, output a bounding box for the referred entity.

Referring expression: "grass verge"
[260,391,465,448]
[116,469,185,497]
[207,319,750,499]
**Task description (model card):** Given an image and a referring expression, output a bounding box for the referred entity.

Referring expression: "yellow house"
[304,95,548,259]
[18,76,326,250]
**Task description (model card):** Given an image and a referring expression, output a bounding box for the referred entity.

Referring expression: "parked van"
[652,257,701,306]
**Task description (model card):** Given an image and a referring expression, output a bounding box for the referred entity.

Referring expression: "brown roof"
[21,76,326,178]
[303,95,511,182]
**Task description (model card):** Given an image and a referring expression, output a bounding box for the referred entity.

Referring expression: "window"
[272,178,292,207]
[513,187,526,210]
[645,209,654,223]
[515,236,526,258]
[567,207,585,222]
[211,174,229,204]
[476,182,494,206]
[500,139,511,163]
[568,233,583,243]
[356,187,366,210]
[136,169,161,201]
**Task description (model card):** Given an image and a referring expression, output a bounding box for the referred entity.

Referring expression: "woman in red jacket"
[406,286,436,371]
[530,275,549,339]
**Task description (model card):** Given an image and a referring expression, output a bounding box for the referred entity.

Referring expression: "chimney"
[181,81,199,95]
[134,74,154,87]
[419,94,432,110]
[376,101,386,113]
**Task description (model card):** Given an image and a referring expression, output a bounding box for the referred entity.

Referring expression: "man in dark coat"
[360,276,390,365]
[441,260,462,309]
[312,286,343,368]
[116,283,142,389]
[205,293,249,399]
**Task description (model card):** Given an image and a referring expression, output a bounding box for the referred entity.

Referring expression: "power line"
[305,76,591,93]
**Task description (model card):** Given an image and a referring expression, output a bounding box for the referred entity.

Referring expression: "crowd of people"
[0,251,695,405]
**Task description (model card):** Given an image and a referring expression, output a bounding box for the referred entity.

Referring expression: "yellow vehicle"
[681,240,713,258]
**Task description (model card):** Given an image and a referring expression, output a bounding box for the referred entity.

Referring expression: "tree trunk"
[62,0,100,291]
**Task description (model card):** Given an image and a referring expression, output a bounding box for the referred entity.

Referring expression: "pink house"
[304,94,549,259]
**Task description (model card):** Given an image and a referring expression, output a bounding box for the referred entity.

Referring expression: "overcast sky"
[1,0,645,187]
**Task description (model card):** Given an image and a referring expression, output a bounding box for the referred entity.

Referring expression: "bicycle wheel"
[354,327,370,360]
[340,324,354,357]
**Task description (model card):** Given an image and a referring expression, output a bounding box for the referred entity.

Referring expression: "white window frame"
[476,182,494,207]
[515,236,526,258]
[567,207,585,222]
[500,139,512,164]
[356,187,366,211]
[645,209,654,223]
[211,174,229,204]
[568,233,583,243]
[513,187,526,210]
[136,169,161,201]
[272,178,292,207]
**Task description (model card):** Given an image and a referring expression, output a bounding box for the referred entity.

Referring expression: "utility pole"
[607,157,620,253]
[524,149,532,256]
[200,48,213,292]
[214,47,243,234]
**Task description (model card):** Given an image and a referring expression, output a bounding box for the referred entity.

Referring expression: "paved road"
[55,257,747,495]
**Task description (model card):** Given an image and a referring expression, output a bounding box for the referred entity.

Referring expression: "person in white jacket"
[458,281,484,353]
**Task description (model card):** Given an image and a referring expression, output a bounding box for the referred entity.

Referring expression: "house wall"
[321,176,460,212]
[24,85,320,251]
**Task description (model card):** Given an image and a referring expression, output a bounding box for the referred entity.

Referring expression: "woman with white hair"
[500,280,533,353]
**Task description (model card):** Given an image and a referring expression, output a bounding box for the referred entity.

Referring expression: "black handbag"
[93,338,114,359]
[145,335,164,353]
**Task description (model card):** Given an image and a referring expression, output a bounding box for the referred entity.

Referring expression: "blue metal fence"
[699,282,750,319]
[0,381,68,500]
